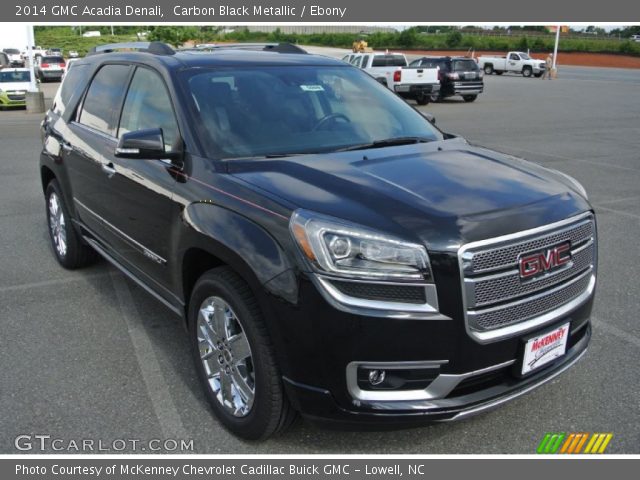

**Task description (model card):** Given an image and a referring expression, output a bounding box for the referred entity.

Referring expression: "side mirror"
[421,112,436,125]
[115,128,180,160]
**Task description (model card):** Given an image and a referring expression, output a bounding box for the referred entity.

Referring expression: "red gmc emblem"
[518,242,571,280]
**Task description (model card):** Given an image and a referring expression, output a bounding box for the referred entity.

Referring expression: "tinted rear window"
[453,60,479,71]
[3,49,20,54]
[411,58,449,70]
[371,55,407,67]
[42,56,64,63]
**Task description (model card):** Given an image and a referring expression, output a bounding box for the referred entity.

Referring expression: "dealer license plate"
[521,323,569,375]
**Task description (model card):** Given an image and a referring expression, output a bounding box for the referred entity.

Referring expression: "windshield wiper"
[334,136,433,152]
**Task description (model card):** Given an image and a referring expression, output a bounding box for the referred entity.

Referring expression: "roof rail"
[183,43,307,54]
[87,42,175,56]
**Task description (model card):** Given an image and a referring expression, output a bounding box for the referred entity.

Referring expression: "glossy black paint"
[39,48,595,425]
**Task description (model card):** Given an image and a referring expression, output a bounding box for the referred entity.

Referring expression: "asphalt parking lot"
[1,57,639,454]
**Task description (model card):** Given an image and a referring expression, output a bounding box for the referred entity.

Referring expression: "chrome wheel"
[197,296,255,417]
[48,192,67,258]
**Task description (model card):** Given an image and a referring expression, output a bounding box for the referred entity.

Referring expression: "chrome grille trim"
[458,212,596,343]
[466,240,594,308]
[463,215,594,275]
[469,269,593,329]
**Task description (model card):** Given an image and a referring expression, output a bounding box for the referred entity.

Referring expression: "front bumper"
[287,323,590,427]
[267,270,594,427]
[0,91,26,107]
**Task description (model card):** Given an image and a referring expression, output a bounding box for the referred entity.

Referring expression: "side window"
[53,64,89,115]
[360,55,370,68]
[78,64,131,136]
[509,54,520,60]
[118,67,179,151]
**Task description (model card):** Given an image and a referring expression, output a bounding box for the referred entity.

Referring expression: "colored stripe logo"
[537,433,613,454]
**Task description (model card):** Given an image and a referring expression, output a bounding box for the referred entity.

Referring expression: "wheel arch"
[40,164,56,192]
[178,202,298,324]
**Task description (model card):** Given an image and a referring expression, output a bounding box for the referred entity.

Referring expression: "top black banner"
[5,0,640,22]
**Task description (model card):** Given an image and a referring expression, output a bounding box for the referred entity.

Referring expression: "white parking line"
[488,144,640,173]
[595,205,640,221]
[109,270,188,440]
[0,273,109,293]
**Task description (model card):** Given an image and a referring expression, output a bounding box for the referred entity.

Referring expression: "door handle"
[61,142,73,153]
[101,162,116,178]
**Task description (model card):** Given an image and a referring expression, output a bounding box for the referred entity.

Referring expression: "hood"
[0,81,29,91]
[228,140,591,251]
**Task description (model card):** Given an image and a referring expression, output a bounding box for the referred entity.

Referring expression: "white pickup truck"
[477,51,546,78]
[342,52,440,105]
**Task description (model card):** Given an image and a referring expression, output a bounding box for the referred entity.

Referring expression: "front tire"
[45,179,97,269]
[189,267,297,440]
[523,67,533,78]
[462,95,478,102]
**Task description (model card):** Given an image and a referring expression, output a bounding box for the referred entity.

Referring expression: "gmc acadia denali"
[40,42,596,440]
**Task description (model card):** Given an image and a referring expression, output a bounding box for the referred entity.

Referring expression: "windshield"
[184,65,442,159]
[0,71,30,82]
[3,49,20,54]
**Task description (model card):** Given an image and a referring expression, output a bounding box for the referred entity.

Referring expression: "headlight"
[290,209,432,281]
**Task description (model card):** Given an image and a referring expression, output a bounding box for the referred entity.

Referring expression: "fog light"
[368,369,386,386]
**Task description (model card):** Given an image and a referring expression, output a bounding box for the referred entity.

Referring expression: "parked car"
[343,52,440,105]
[0,52,9,68]
[68,50,79,58]
[2,48,25,67]
[410,56,484,102]
[47,48,63,56]
[0,68,30,109]
[477,51,546,77]
[35,55,66,82]
[40,42,596,440]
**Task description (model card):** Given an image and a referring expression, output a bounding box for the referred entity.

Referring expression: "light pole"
[553,25,560,69]
[25,24,45,112]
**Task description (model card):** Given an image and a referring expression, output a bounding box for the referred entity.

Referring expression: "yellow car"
[0,68,31,109]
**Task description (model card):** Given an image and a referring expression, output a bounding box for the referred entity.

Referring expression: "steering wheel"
[313,113,351,131]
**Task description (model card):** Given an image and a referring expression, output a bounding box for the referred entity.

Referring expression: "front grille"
[330,280,427,304]
[468,220,593,274]
[470,271,592,330]
[460,214,596,338]
[7,94,25,101]
[472,242,594,307]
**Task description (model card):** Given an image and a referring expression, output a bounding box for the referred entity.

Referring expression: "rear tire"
[45,179,97,269]
[416,93,430,105]
[483,64,494,75]
[462,95,478,103]
[189,266,297,440]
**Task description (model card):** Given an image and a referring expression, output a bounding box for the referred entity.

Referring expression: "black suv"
[40,42,596,440]
[410,56,484,102]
